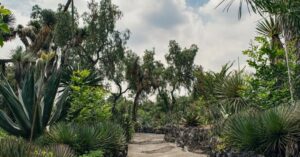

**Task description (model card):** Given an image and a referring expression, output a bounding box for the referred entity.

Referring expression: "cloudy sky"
[1,0,260,71]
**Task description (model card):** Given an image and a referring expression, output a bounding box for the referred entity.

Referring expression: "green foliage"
[67,70,111,123]
[53,11,73,47]
[45,145,75,157]
[243,37,295,109]
[0,129,7,139]
[224,105,300,156]
[0,137,34,157]
[0,137,75,157]
[112,99,134,142]
[79,150,104,157]
[182,112,201,127]
[215,70,248,115]
[40,122,126,156]
[0,5,12,47]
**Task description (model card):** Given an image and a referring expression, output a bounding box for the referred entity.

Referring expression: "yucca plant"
[224,105,300,156]
[215,70,248,115]
[0,62,67,140]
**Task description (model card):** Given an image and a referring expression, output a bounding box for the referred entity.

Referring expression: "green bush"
[0,137,75,157]
[67,70,112,123]
[0,129,7,139]
[112,99,134,142]
[0,137,31,157]
[40,122,126,156]
[224,105,300,156]
[79,150,104,157]
[182,111,201,127]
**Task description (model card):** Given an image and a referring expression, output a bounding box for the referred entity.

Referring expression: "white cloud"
[0,0,261,71]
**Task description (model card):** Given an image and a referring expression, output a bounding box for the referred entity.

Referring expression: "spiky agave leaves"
[0,137,75,157]
[215,70,248,115]
[224,105,300,156]
[42,122,127,155]
[0,65,67,139]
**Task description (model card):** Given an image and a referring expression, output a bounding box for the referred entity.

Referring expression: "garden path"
[128,133,207,157]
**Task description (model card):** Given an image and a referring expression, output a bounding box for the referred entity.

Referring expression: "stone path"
[128,133,207,157]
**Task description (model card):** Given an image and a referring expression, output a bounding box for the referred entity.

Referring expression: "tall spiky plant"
[0,58,67,140]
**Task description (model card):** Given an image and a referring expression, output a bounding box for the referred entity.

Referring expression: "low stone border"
[164,125,211,153]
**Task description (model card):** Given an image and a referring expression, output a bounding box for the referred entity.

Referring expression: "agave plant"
[224,105,300,156]
[0,62,67,140]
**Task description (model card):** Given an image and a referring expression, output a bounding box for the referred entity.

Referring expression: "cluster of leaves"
[0,5,11,46]
[224,105,300,156]
[38,122,126,156]
[67,70,111,123]
[0,137,75,157]
[242,37,296,109]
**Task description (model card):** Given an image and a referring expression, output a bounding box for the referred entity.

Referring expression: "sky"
[1,0,260,71]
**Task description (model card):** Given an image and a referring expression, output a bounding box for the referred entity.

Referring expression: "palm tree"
[218,0,300,52]
[219,0,297,104]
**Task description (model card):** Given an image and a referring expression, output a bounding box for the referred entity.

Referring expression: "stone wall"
[163,126,264,157]
[164,126,211,153]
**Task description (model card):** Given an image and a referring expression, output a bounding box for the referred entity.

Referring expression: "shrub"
[41,122,126,156]
[67,70,112,123]
[112,99,134,142]
[0,137,75,157]
[224,105,300,156]
[46,145,75,157]
[0,137,32,157]
[182,111,201,127]
[79,150,104,157]
[0,129,7,139]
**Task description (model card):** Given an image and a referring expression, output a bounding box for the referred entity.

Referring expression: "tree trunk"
[132,90,141,122]
[282,26,295,105]
[170,86,176,112]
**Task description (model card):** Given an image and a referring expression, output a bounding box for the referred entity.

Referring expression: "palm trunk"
[283,27,295,105]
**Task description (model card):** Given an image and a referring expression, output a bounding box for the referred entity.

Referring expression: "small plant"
[183,111,201,127]
[46,145,75,157]
[0,137,75,157]
[79,150,104,157]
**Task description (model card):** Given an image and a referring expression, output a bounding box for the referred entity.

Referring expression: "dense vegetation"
[0,0,300,156]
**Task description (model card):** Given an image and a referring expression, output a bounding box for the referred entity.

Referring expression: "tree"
[159,40,197,112]
[219,0,300,57]
[69,0,129,68]
[125,50,163,122]
[16,5,57,55]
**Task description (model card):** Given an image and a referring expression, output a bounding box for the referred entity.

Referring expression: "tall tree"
[125,50,163,122]
[159,40,197,112]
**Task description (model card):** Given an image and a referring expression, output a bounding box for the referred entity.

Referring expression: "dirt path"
[128,133,207,157]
